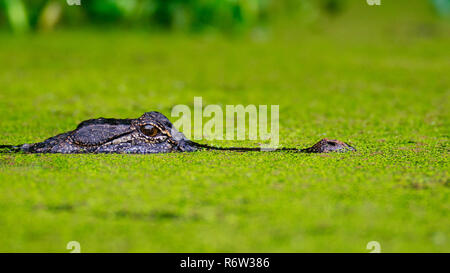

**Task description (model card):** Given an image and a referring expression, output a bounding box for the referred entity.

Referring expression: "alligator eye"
[140,125,159,137]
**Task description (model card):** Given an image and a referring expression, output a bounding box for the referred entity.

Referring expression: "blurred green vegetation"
[1,0,447,34]
[0,0,298,33]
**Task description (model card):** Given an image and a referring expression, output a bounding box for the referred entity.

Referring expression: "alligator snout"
[302,138,356,153]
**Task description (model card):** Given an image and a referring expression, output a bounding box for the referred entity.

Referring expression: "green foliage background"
[0,0,447,33]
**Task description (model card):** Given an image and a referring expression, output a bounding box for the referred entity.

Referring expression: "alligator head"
[20,111,196,154]
[3,111,355,154]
